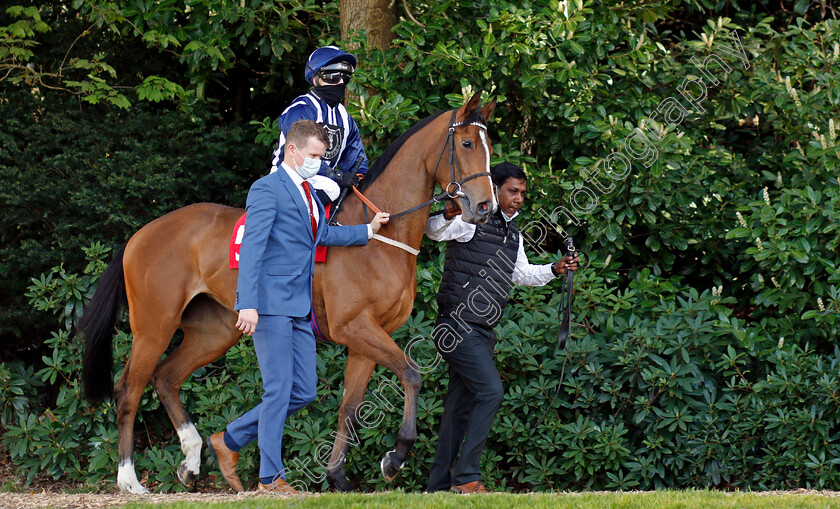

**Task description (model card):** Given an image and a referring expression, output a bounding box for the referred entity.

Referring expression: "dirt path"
[0,490,307,509]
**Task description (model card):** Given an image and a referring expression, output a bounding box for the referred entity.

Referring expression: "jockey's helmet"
[305,46,357,84]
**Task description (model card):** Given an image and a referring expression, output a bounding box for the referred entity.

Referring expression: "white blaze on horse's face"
[479,129,498,212]
[457,124,496,225]
[450,92,497,224]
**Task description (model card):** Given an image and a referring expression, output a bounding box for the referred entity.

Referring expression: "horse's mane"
[359,110,446,191]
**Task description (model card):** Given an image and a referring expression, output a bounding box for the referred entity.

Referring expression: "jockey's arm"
[339,119,369,177]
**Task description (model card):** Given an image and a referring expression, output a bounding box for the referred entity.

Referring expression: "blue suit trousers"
[225,314,317,481]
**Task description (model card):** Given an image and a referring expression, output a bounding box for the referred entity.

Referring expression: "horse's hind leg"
[150,295,241,489]
[115,326,177,494]
[323,353,376,492]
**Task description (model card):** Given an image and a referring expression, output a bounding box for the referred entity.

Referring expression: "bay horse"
[79,91,497,494]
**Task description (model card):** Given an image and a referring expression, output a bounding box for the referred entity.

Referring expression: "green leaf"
[568,41,585,55]
[725,228,751,239]
[605,223,620,242]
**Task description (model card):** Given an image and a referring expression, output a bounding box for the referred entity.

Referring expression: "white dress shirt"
[282,162,320,226]
[425,212,555,287]
[281,162,373,239]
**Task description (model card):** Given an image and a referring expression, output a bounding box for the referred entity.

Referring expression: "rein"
[557,237,578,348]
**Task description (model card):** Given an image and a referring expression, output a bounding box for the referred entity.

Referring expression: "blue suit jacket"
[234,168,368,316]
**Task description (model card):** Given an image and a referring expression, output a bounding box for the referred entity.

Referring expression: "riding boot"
[315,189,332,208]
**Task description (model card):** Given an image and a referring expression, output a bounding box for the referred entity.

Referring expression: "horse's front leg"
[328,319,422,489]
[378,354,421,483]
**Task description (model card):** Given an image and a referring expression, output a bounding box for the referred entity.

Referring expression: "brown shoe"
[257,477,308,496]
[451,481,489,494]
[206,431,244,492]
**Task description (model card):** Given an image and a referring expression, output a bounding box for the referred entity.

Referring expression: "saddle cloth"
[229,206,331,270]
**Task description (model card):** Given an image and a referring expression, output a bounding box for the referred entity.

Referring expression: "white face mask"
[291,145,321,179]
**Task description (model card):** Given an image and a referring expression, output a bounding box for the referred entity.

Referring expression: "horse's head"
[438,91,498,224]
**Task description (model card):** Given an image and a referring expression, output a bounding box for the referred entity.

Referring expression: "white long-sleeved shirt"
[425,212,555,287]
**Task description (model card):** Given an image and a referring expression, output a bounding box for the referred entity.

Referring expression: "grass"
[122,490,840,509]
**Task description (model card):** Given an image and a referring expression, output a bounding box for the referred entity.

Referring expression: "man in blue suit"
[207,119,389,494]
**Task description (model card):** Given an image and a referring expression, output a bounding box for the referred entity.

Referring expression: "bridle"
[344,108,494,257]
[386,110,492,220]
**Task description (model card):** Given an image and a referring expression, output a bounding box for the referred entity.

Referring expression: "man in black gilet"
[425,162,579,494]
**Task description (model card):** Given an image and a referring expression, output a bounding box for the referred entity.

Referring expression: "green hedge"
[2,243,840,491]
[0,91,265,351]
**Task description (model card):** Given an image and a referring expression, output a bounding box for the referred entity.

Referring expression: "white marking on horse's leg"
[480,130,497,210]
[177,422,202,478]
[117,459,150,494]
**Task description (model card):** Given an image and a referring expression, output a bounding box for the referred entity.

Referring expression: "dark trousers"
[427,318,504,491]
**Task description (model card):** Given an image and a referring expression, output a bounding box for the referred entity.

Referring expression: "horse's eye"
[462,140,474,149]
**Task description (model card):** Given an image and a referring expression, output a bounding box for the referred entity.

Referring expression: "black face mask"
[313,83,346,107]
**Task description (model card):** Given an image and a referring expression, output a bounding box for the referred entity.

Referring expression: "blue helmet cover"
[305,46,357,83]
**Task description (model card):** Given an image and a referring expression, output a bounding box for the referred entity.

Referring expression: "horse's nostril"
[478,201,490,213]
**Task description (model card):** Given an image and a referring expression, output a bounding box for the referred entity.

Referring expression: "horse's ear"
[464,90,482,116]
[480,98,497,121]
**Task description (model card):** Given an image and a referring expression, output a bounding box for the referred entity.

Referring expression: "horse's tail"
[79,244,127,403]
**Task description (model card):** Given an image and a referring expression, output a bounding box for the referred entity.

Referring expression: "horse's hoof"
[118,481,151,494]
[380,450,404,482]
[117,462,151,494]
[325,468,353,492]
[177,461,197,489]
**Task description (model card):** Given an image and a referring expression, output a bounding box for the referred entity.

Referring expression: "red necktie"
[301,180,318,239]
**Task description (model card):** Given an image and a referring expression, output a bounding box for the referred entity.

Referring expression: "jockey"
[269,46,370,208]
